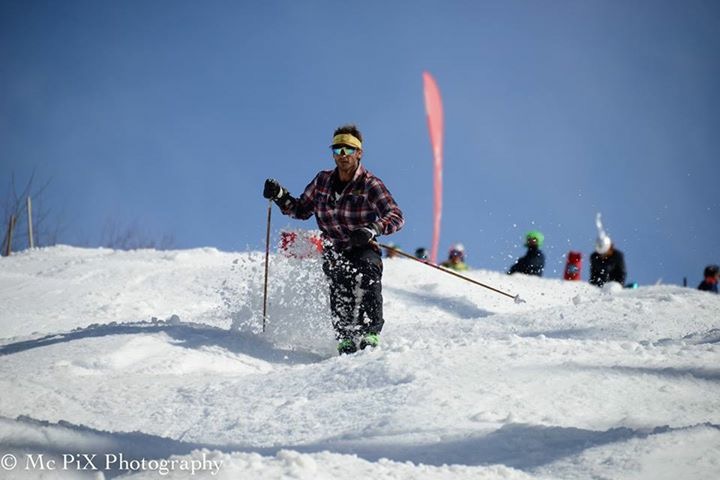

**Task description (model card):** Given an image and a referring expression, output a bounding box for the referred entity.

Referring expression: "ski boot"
[337,338,358,355]
[358,333,379,350]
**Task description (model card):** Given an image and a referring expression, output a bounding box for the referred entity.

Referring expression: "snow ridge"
[1,246,719,479]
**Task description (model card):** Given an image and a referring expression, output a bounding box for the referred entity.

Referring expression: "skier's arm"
[263,178,315,220]
[366,177,404,236]
[277,177,318,221]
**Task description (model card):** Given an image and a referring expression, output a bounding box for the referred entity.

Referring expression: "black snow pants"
[322,245,384,340]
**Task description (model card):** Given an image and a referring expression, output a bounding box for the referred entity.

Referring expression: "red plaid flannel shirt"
[279,164,404,251]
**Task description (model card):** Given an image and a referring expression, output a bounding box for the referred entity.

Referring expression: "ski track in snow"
[1,245,719,479]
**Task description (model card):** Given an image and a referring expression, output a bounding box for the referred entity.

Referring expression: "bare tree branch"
[2,170,62,255]
[100,218,175,250]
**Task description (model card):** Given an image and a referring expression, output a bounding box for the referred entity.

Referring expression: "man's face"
[332,145,362,175]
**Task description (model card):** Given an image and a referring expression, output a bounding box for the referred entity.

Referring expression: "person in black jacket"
[508,230,545,276]
[698,264,719,293]
[589,213,627,287]
[590,247,627,287]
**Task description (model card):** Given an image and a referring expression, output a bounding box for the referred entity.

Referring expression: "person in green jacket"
[441,243,469,271]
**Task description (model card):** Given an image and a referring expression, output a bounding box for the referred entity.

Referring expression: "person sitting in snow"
[263,124,404,355]
[441,244,469,271]
[589,213,627,288]
[698,264,719,293]
[508,230,545,277]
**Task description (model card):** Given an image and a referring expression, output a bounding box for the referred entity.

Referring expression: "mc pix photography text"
[1,451,223,476]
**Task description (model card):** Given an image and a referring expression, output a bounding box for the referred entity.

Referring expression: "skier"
[589,213,627,287]
[263,124,404,354]
[698,264,719,293]
[508,230,545,276]
[441,244,469,271]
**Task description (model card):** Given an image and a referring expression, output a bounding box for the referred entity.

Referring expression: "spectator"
[564,251,582,281]
[698,264,719,293]
[441,243,469,271]
[508,230,545,276]
[589,213,627,287]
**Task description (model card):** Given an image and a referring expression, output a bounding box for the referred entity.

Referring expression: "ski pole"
[262,200,273,332]
[378,242,525,303]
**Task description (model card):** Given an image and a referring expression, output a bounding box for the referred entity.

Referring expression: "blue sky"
[2,0,718,286]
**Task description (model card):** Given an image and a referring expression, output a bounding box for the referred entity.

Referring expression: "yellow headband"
[331,134,362,150]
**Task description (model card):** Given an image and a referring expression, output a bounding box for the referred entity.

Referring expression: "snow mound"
[1,246,719,479]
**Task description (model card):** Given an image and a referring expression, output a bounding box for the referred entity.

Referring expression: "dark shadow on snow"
[681,328,720,345]
[569,363,720,383]
[645,328,720,347]
[516,328,602,340]
[297,423,672,470]
[0,321,324,364]
[385,285,493,319]
[4,416,720,477]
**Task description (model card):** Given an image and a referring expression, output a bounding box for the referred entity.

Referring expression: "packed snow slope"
[1,245,719,479]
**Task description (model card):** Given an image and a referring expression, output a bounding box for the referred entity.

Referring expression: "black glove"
[263,178,285,200]
[349,227,376,248]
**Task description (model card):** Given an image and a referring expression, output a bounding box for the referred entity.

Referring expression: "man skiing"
[263,124,404,354]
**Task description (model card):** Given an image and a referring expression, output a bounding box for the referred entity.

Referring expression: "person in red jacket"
[564,251,582,280]
[263,124,404,354]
